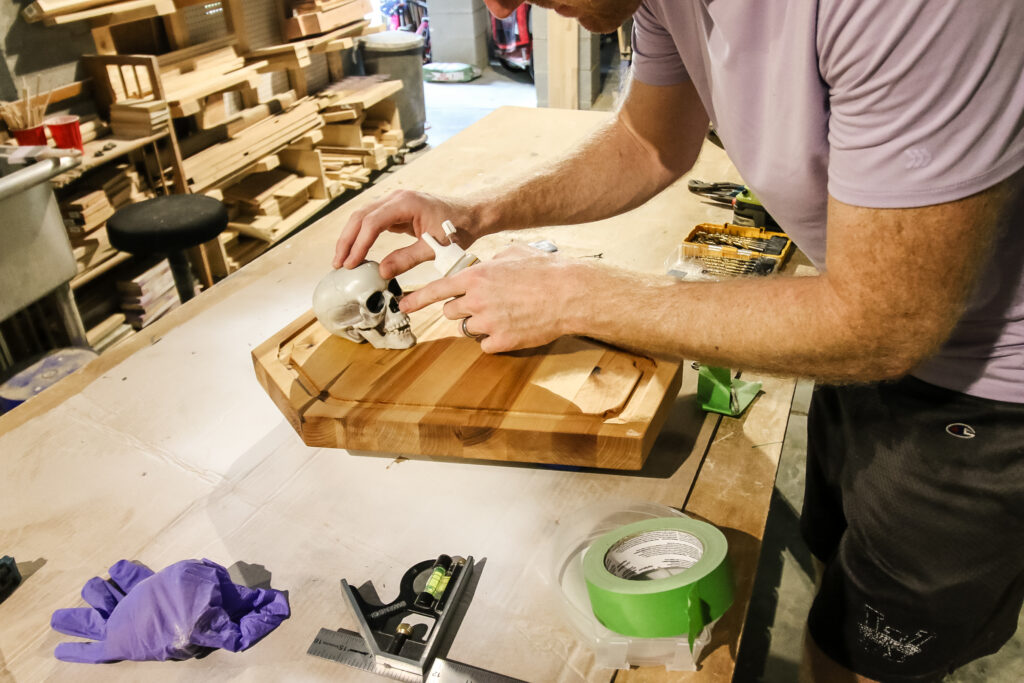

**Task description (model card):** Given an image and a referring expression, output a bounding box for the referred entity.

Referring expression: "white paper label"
[603,529,704,580]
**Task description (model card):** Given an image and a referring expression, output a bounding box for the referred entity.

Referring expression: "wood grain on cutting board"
[253,306,683,469]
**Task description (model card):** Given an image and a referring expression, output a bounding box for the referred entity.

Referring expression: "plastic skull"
[312,262,415,349]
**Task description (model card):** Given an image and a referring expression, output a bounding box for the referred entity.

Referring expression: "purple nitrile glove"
[50,558,289,663]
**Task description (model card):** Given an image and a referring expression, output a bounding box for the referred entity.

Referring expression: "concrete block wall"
[427,0,490,68]
[577,22,601,110]
[0,2,94,102]
[531,9,600,110]
[532,8,549,106]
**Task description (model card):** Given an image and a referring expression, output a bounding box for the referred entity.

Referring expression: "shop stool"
[107,194,227,303]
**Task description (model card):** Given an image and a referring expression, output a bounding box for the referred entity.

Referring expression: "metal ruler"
[308,628,524,683]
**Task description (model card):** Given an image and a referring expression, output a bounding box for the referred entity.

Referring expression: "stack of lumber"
[116,259,181,330]
[210,232,269,277]
[64,163,148,273]
[74,285,134,352]
[222,168,319,242]
[312,77,405,196]
[86,312,133,353]
[318,75,403,114]
[283,0,372,40]
[183,99,323,192]
[155,39,267,118]
[61,163,139,230]
[201,147,328,277]
[200,91,297,134]
[109,99,168,138]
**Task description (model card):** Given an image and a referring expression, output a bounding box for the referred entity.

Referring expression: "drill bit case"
[666,223,793,280]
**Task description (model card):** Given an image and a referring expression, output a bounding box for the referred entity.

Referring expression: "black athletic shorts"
[800,376,1024,683]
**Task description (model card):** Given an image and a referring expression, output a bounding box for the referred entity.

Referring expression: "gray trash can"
[361,31,427,148]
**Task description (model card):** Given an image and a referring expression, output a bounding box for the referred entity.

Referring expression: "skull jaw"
[357,322,416,350]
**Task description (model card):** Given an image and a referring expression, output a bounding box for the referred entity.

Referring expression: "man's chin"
[577,15,623,33]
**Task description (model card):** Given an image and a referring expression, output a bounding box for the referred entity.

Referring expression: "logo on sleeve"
[945,423,976,439]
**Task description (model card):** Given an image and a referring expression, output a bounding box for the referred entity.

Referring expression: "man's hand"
[333,190,480,279]
[330,78,708,280]
[399,245,588,354]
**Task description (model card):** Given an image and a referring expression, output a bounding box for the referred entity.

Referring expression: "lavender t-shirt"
[633,0,1024,402]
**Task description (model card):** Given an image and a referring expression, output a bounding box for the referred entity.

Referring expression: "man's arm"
[408,171,1018,383]
[332,77,709,278]
[471,75,709,233]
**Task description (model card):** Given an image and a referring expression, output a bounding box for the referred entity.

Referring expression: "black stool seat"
[107,195,227,254]
[107,195,228,304]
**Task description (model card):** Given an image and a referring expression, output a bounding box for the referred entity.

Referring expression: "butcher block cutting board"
[252,307,683,469]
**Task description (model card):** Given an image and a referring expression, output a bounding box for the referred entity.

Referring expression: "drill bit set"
[667,223,794,280]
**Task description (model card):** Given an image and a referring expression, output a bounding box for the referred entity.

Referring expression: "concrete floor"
[420,45,1023,682]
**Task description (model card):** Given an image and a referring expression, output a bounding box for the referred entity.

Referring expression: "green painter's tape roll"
[583,517,734,647]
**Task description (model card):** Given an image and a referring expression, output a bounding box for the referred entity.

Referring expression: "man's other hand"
[399,245,589,354]
[332,189,480,279]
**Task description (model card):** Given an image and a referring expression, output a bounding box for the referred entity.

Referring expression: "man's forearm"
[469,118,676,235]
[561,269,909,382]
[557,183,1013,382]
[468,78,710,237]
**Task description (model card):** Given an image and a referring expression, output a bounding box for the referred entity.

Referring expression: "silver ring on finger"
[461,317,485,341]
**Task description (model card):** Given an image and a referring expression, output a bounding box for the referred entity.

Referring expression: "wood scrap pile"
[282,0,373,40]
[183,99,323,192]
[109,99,168,138]
[116,258,182,330]
[222,166,319,243]
[208,231,269,278]
[74,286,134,352]
[203,147,328,277]
[62,163,149,273]
[313,77,405,197]
[200,91,297,134]
[155,39,267,119]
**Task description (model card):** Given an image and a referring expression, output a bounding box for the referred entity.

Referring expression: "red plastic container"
[46,115,83,152]
[11,125,47,147]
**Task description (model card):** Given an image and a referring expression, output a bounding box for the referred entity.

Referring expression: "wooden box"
[253,309,683,469]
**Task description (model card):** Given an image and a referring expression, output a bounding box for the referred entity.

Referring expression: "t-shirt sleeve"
[820,0,1024,208]
[631,1,690,86]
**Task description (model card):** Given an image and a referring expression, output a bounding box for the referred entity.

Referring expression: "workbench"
[0,107,796,682]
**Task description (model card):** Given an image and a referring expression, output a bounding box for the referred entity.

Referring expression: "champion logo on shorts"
[945,423,976,439]
[858,605,935,663]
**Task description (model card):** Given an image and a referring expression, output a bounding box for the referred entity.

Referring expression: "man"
[333,1,1023,680]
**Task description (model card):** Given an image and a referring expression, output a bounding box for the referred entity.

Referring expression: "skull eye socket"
[366,291,385,314]
[387,279,403,296]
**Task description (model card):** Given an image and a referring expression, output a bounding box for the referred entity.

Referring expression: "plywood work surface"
[0,107,794,682]
[254,308,681,469]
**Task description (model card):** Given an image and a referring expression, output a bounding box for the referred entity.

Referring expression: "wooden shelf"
[209,196,330,278]
[51,129,168,188]
[267,196,330,245]
[43,0,176,26]
[165,62,267,118]
[71,250,132,290]
[184,101,322,192]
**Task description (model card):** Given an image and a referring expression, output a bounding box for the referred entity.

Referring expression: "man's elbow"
[859,316,956,381]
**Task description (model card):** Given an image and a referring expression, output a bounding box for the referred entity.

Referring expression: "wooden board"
[253,308,682,469]
[282,0,372,40]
